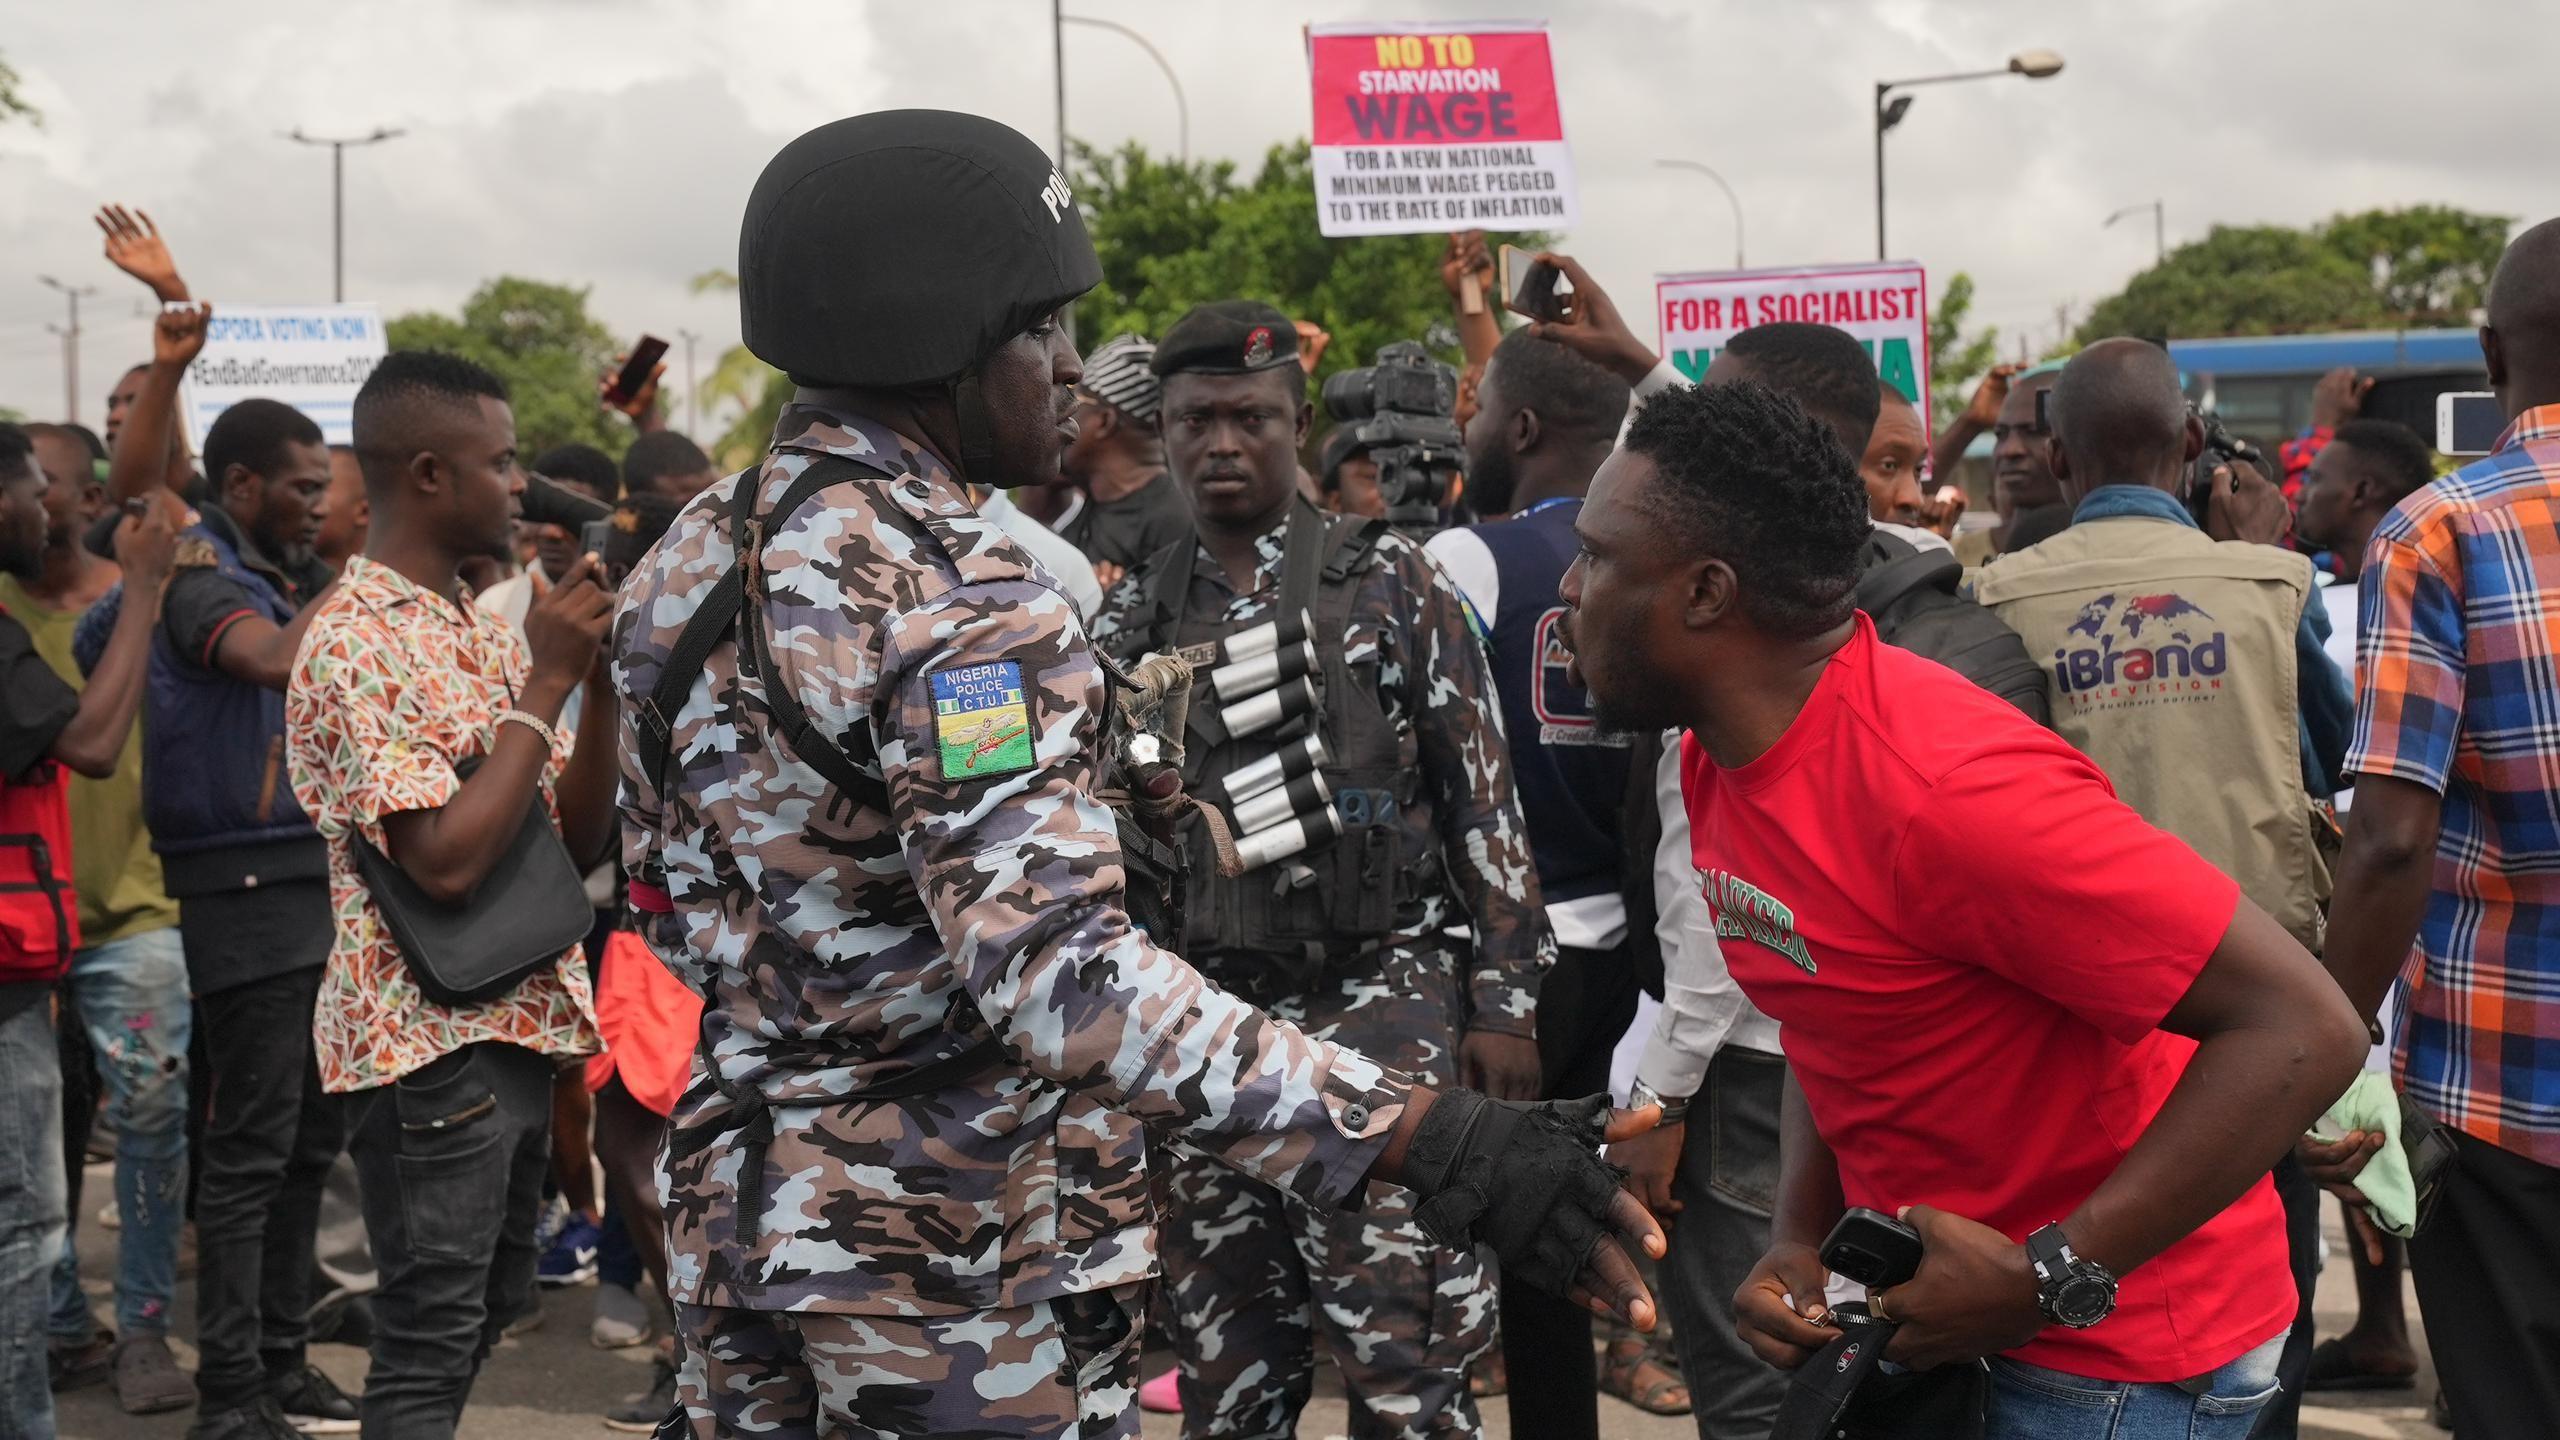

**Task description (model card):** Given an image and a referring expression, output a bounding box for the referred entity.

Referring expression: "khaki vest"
[1970,516,2331,951]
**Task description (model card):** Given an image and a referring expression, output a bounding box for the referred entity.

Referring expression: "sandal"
[1600,1335,1691,1416]
[2304,1336,2418,1392]
[1469,1351,1507,1399]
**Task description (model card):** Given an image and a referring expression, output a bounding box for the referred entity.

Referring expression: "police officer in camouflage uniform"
[1089,302,1554,1440]
[611,111,1662,1440]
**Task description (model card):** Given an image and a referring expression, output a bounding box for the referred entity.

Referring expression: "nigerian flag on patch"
[930,660,1036,779]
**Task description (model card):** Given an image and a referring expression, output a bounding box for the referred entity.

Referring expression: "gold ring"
[1869,1289,1892,1322]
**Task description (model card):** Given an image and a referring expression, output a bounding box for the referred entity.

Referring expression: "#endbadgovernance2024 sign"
[179,303,388,449]
[1307,20,1577,238]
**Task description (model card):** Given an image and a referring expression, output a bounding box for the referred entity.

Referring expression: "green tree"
[2319,205,2510,326]
[1927,272,2000,427]
[0,54,38,127]
[1074,139,1547,387]
[685,269,793,472]
[2076,206,2512,345]
[387,277,628,458]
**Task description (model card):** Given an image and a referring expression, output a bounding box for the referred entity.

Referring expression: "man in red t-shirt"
[1558,379,2366,1436]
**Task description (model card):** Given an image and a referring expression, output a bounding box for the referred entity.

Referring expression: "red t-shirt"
[1681,615,2290,1383]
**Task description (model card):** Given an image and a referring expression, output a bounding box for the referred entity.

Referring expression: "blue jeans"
[1,999,67,1440]
[1982,1332,2287,1439]
[46,928,190,1340]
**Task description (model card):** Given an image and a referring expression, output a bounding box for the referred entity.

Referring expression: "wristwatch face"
[2052,1274,2114,1328]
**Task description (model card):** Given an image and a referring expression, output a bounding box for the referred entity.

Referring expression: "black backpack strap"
[635,458,885,802]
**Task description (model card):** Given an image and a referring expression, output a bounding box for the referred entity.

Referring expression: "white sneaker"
[590,1283,653,1350]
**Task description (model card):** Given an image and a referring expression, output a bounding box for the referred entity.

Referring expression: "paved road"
[58,1162,2443,1438]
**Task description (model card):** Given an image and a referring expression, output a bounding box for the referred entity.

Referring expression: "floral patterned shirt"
[286,555,600,1093]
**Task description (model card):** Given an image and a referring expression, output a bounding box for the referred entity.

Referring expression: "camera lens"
[1321,369,1376,421]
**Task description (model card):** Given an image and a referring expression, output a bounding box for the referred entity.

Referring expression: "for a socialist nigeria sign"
[1656,263,1931,432]
[1306,20,1577,238]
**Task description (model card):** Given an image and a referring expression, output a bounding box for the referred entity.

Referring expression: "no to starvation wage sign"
[1306,20,1578,237]
[1655,263,1932,431]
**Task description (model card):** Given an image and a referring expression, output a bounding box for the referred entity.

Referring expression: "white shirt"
[475,566,611,905]
[979,487,1104,620]
[2320,571,2359,816]
[1424,524,1628,951]
[1640,732,1783,1096]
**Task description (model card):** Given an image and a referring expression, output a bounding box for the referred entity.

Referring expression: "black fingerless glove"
[1400,1090,1626,1295]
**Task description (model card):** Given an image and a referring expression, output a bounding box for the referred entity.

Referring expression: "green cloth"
[2311,1069,2418,1238]
[0,574,178,946]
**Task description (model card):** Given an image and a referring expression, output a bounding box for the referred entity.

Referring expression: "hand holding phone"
[1820,1206,1924,1290]
[602,336,671,413]
[1498,244,1568,325]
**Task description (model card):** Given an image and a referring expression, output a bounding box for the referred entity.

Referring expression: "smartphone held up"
[1499,244,1570,325]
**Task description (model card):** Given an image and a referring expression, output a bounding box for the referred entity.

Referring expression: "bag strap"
[635,458,886,801]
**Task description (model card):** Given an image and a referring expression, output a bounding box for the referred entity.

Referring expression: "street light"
[1655,159,1745,270]
[1873,49,2064,260]
[37,275,97,426]
[2105,199,2166,266]
[1062,14,1189,163]
[285,125,406,302]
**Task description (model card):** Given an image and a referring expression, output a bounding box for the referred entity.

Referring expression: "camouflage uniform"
[612,404,1412,1439]
[1090,514,1552,1440]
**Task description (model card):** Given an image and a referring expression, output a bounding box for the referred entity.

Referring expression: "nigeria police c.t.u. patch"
[931,661,1037,780]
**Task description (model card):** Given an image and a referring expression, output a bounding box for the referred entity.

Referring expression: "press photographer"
[1320,338,1466,533]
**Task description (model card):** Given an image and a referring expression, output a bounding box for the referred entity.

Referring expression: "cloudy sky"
[0,0,2541,433]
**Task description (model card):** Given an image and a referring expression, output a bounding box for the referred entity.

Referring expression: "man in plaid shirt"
[2318,216,2560,1437]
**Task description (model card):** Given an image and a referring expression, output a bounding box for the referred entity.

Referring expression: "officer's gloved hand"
[1388,1090,1667,1328]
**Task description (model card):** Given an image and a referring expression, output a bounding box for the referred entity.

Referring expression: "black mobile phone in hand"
[579,518,614,569]
[1498,244,1568,324]
[1820,1207,1924,1290]
[605,335,670,407]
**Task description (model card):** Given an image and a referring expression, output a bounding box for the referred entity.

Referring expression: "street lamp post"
[2106,199,2166,266]
[37,275,97,426]
[1655,159,1745,269]
[286,126,406,302]
[1062,14,1189,163]
[1873,49,2064,260]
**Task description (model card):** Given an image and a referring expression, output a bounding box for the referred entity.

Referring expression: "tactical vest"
[1968,516,2332,950]
[1123,502,1438,988]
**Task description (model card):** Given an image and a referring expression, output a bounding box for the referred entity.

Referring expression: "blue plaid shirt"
[2347,404,2560,1164]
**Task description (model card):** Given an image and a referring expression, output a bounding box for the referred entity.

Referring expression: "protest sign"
[1306,20,1577,238]
[179,303,387,448]
[1655,263,1931,432]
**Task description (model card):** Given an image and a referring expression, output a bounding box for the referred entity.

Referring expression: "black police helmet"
[739,110,1101,389]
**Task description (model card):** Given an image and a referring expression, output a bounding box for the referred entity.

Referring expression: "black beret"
[1152,301,1303,378]
[739,110,1100,388]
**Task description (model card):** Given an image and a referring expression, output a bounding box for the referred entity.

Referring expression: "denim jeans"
[1661,1046,1789,1440]
[0,998,67,1440]
[195,964,344,1410]
[44,927,190,1340]
[347,1042,555,1440]
[1981,1332,2286,1439]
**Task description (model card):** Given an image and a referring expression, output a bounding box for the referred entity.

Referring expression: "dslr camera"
[2186,407,2270,530]
[1320,341,1465,533]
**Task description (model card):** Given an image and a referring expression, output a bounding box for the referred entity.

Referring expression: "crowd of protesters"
[1,109,2555,1440]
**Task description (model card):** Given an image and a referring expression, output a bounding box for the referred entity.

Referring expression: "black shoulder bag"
[353,754,593,1007]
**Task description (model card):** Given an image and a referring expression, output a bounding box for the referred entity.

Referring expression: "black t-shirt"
[1062,471,1194,572]
[0,610,77,781]
[163,569,268,672]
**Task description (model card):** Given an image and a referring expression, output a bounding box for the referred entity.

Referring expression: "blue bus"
[2166,328,2487,453]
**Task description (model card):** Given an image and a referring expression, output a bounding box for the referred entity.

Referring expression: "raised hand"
[153,302,212,371]
[96,205,189,302]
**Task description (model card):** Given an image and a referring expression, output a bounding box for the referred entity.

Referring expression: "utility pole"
[2052,300,2076,355]
[37,275,97,426]
[285,126,406,302]
[678,329,701,438]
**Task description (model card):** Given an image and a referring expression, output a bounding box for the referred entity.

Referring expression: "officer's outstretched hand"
[1378,1089,1666,1329]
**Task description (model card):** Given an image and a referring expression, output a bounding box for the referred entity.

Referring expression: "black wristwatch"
[2025,1224,2118,1329]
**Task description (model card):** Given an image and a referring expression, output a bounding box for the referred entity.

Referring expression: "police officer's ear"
[1293,393,1314,449]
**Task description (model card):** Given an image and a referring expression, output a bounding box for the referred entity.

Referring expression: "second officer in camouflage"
[612,112,1659,1440]
[1091,302,1556,1440]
